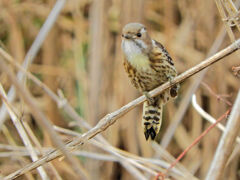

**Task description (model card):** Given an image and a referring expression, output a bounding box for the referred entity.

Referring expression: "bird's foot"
[143,92,155,105]
[166,75,179,98]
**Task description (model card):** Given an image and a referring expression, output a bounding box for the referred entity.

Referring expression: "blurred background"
[0,0,239,179]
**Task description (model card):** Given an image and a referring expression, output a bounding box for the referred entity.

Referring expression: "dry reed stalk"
[88,0,106,177]
[2,37,240,179]
[88,0,105,125]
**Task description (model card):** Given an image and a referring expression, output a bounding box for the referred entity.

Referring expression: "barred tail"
[142,100,163,140]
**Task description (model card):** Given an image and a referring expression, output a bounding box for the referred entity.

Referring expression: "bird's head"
[122,23,149,41]
[121,23,152,56]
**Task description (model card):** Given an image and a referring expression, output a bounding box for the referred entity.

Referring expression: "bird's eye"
[136,33,142,37]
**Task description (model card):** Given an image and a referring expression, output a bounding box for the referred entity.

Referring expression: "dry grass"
[0,0,239,180]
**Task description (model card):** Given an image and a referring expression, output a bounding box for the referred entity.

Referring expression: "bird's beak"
[122,34,131,39]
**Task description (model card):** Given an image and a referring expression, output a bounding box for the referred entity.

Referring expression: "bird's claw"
[144,92,155,104]
[166,75,179,98]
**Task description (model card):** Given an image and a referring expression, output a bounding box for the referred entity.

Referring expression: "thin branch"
[205,90,240,180]
[3,38,240,179]
[201,82,232,106]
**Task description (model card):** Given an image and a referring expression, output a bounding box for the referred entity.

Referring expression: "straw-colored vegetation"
[0,0,239,180]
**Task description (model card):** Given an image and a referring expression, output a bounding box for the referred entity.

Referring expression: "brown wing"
[151,40,175,66]
[149,40,179,98]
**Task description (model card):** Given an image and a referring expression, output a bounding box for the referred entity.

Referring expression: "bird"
[121,22,179,140]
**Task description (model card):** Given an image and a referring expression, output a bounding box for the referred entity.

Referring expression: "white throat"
[121,39,150,70]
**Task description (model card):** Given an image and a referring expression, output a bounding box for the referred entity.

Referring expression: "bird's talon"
[166,76,179,98]
[167,75,174,85]
[144,92,154,104]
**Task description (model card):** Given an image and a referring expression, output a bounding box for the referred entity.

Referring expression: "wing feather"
[150,40,174,66]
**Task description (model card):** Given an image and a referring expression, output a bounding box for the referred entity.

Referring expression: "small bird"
[121,22,179,140]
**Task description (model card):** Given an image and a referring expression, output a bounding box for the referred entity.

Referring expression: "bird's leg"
[143,91,155,105]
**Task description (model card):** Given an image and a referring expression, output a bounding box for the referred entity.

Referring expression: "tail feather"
[144,127,157,140]
[142,90,178,140]
[142,98,163,140]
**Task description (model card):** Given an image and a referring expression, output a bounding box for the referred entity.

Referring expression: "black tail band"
[144,127,156,140]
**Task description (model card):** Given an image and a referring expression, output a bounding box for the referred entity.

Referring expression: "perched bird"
[121,22,179,140]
